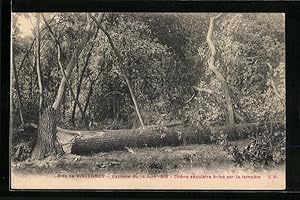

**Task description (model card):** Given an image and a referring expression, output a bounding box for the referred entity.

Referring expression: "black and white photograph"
[10,12,285,189]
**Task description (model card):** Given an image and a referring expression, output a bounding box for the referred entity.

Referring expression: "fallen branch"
[192,86,217,95]
[192,86,245,123]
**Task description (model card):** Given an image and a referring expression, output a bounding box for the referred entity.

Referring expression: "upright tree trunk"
[31,41,36,101]
[124,77,145,127]
[31,107,64,159]
[57,46,89,128]
[62,91,66,120]
[31,15,93,160]
[206,14,235,125]
[42,14,90,128]
[71,33,97,127]
[12,38,35,126]
[89,13,145,129]
[71,59,88,126]
[12,46,24,126]
[82,78,97,121]
[35,13,44,119]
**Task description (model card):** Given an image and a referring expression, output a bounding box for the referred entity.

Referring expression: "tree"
[89,13,145,129]
[12,45,25,127]
[42,14,91,128]
[71,29,99,127]
[35,13,44,119]
[67,121,284,154]
[31,14,94,159]
[205,14,235,125]
[11,13,285,160]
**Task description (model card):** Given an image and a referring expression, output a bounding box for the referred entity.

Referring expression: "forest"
[11,13,285,175]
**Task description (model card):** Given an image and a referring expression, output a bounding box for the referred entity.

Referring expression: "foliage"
[185,13,285,125]
[217,123,285,169]
[12,13,285,131]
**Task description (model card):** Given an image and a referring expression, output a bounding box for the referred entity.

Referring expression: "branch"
[41,14,60,46]
[192,86,245,122]
[89,13,145,129]
[234,111,245,123]
[51,17,92,110]
[104,91,126,98]
[186,92,196,104]
[206,13,222,58]
[205,13,235,124]
[43,14,90,124]
[192,86,218,95]
[56,43,88,126]
[16,39,36,74]
[88,13,122,58]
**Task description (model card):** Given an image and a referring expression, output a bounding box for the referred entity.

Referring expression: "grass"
[11,139,270,176]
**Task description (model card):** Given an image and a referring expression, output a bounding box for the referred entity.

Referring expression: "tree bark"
[51,26,92,110]
[31,107,64,159]
[13,121,284,159]
[206,14,235,125]
[83,83,94,119]
[82,75,100,121]
[68,121,284,154]
[42,14,91,127]
[57,46,89,128]
[31,15,93,159]
[35,13,44,119]
[89,13,145,129]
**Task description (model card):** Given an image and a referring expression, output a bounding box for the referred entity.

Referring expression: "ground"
[11,139,284,176]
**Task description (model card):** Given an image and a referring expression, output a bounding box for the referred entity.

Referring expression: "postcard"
[10,12,285,190]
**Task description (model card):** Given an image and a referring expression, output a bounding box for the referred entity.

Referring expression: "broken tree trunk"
[12,121,284,160]
[69,121,284,155]
[31,107,64,159]
[31,15,93,160]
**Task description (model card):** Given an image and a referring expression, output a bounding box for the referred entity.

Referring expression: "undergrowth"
[217,122,285,169]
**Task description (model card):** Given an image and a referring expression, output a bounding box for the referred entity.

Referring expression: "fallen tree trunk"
[12,121,285,159]
[69,121,285,155]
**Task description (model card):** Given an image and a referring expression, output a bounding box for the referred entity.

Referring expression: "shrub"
[217,123,285,169]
